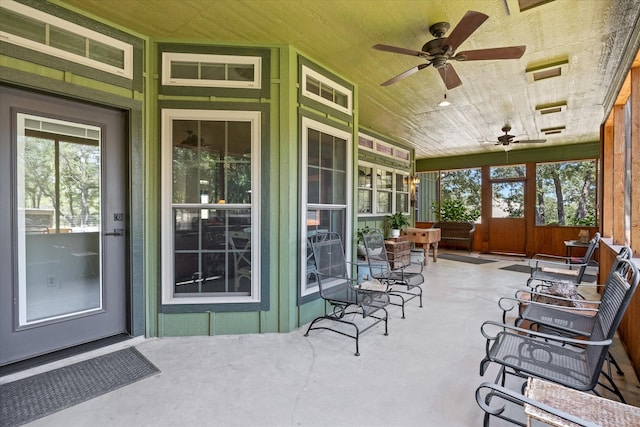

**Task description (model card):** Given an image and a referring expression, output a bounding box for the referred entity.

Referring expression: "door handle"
[104,229,123,236]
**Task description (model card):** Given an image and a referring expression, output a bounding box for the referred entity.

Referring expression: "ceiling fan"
[372,10,526,89]
[490,125,546,146]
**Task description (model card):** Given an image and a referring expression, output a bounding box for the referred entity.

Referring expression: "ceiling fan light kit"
[438,93,451,107]
[373,10,526,89]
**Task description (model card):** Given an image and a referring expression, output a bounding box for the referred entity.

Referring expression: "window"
[376,168,393,214]
[357,162,410,216]
[162,52,261,88]
[396,173,409,214]
[535,160,597,226]
[301,117,351,297]
[357,164,373,213]
[490,165,526,219]
[0,0,133,78]
[301,66,352,116]
[17,114,102,325]
[161,109,260,304]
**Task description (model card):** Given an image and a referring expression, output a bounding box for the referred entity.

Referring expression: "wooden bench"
[431,221,475,253]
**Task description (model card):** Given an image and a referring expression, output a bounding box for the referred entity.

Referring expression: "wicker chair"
[476,378,640,427]
[479,256,639,406]
[304,232,390,356]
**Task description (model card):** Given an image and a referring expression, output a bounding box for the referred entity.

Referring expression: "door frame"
[0,81,145,365]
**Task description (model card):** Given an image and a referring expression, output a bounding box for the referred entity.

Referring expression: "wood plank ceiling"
[59,0,640,159]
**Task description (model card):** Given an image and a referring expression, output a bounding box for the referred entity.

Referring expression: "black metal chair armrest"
[475,382,599,427]
[528,256,588,269]
[513,289,602,308]
[480,320,612,347]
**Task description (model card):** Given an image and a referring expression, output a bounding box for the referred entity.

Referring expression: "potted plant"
[386,212,409,238]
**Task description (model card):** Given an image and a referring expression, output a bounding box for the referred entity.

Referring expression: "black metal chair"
[479,256,639,409]
[526,232,600,289]
[362,229,424,319]
[304,232,390,356]
[498,246,632,377]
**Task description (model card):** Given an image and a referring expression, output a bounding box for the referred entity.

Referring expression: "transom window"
[162,52,262,88]
[301,66,352,116]
[161,109,261,305]
[0,0,133,78]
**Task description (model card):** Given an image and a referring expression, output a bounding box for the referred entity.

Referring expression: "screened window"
[161,109,260,304]
[437,168,481,222]
[301,118,351,297]
[535,160,597,226]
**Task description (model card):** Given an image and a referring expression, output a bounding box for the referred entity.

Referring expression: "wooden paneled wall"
[600,241,640,379]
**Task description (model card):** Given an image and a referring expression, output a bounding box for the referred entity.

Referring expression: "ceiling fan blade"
[381,63,431,86]
[511,139,547,144]
[456,46,526,61]
[512,139,547,144]
[437,64,462,90]
[372,44,431,58]
[444,10,488,52]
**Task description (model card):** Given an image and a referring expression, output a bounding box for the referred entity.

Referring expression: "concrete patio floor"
[4,252,639,426]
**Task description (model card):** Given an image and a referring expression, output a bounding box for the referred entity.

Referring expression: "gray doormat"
[0,347,159,427]
[500,264,531,274]
[500,264,596,282]
[438,253,497,264]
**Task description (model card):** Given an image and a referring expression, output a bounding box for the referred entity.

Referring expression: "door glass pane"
[17,114,102,325]
[492,181,524,218]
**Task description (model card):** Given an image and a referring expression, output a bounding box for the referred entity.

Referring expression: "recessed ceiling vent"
[541,126,566,135]
[536,101,567,115]
[526,58,569,83]
[518,0,557,13]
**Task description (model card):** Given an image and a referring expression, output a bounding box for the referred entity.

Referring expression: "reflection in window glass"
[169,114,255,298]
[18,114,102,325]
[303,118,350,296]
[357,165,373,214]
[535,160,596,226]
[172,120,251,205]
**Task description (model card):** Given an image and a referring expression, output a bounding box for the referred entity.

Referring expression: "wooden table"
[402,228,441,265]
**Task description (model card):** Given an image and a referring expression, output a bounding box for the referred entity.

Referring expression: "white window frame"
[300,117,352,297]
[358,132,410,166]
[301,65,352,116]
[161,52,262,88]
[358,161,410,216]
[0,0,133,79]
[161,109,261,305]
